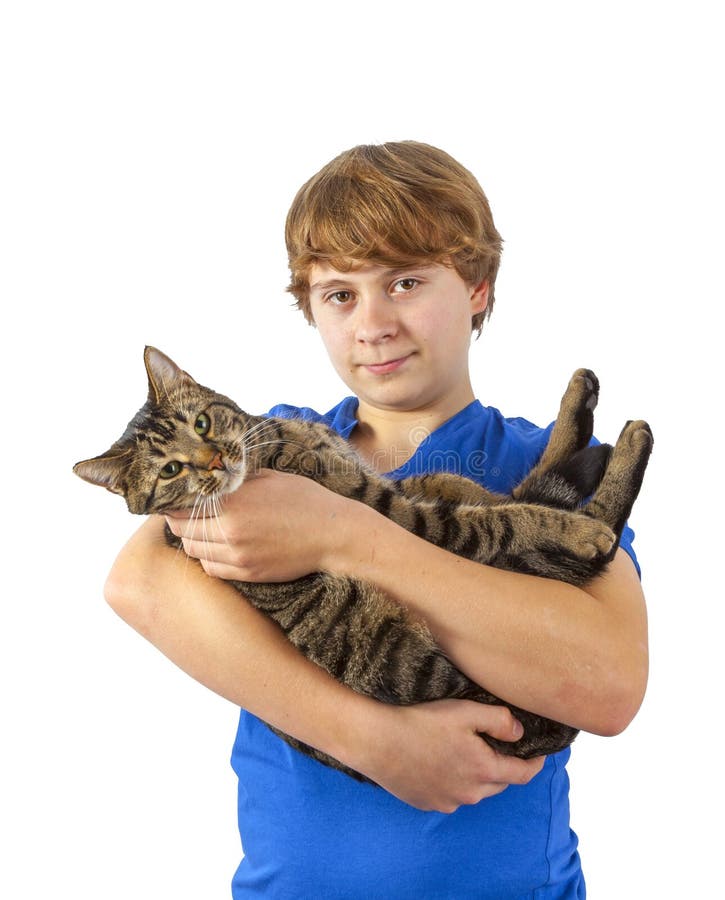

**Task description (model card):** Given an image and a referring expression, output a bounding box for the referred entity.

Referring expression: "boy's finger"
[473,704,524,742]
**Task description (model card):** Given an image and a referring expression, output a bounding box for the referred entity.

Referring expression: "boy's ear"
[144,346,195,404]
[470,280,489,316]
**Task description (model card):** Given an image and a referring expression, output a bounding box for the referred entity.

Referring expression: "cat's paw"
[569,368,600,413]
[564,513,616,560]
[560,368,600,450]
[619,419,654,457]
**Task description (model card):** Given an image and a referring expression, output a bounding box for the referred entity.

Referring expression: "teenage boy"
[106,141,647,898]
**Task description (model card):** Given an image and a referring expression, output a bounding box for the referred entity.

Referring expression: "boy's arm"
[106,516,544,813]
[171,470,648,736]
[335,513,647,736]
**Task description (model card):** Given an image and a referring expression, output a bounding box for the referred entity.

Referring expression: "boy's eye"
[194,413,211,435]
[159,461,183,479]
[328,290,354,305]
[392,278,419,293]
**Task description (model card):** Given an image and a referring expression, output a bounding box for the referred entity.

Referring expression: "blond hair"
[285,141,503,334]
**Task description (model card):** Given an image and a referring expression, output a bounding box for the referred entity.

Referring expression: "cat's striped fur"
[74,347,652,778]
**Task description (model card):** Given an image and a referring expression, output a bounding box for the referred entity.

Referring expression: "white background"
[2,2,722,897]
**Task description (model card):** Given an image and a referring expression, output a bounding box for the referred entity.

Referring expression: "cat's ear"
[73,452,129,495]
[144,346,195,405]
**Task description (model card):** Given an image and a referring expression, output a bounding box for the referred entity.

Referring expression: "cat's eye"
[194,413,211,436]
[159,460,183,479]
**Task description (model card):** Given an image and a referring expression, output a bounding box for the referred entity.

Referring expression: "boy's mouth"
[361,354,413,375]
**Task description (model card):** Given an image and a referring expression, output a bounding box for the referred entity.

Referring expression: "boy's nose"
[353,296,399,343]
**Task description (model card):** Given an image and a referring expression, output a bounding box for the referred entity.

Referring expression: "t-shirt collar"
[326,397,486,476]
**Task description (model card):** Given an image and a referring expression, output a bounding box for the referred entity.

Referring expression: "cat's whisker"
[247,438,307,450]
[168,495,200,565]
[241,436,309,460]
[198,496,217,569]
[232,421,286,478]
[208,492,233,554]
[178,493,206,574]
[184,496,214,575]
[236,424,277,456]
[239,420,309,455]
[241,419,279,442]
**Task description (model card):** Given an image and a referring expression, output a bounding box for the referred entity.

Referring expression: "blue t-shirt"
[230,397,638,899]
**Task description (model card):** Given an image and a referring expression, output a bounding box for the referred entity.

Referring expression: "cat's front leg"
[399,472,505,507]
[457,503,616,584]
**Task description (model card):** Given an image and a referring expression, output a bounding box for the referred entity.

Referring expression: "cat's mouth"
[219,468,246,495]
[211,455,246,495]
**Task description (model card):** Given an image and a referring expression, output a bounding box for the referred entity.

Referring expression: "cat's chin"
[219,468,246,495]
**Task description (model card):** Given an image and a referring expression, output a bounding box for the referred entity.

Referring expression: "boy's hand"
[349,698,546,813]
[164,470,349,582]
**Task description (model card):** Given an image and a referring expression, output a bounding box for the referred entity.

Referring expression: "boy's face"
[307,261,488,417]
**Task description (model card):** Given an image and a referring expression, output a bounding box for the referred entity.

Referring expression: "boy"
[106,142,647,898]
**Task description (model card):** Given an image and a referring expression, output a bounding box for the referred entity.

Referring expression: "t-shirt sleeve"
[617,521,640,577]
[266,403,323,422]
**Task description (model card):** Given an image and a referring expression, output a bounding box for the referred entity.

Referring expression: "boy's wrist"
[318,495,370,574]
[321,498,398,578]
[321,691,392,780]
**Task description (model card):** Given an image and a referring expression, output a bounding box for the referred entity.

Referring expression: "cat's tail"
[515,443,612,510]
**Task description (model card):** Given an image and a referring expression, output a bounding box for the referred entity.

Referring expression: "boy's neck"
[351,393,475,474]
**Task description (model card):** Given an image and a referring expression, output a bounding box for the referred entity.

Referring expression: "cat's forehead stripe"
[143,419,177,441]
[210,399,242,414]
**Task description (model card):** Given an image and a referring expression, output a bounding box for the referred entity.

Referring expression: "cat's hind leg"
[512,368,600,500]
[582,420,653,549]
[399,369,601,509]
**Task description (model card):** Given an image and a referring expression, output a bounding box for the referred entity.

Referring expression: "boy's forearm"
[104,518,379,774]
[103,518,546,812]
[329,502,648,736]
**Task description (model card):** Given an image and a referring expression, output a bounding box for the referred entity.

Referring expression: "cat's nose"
[207,452,224,470]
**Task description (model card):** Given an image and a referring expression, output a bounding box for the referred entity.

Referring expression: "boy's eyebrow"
[309,265,435,293]
[308,276,351,293]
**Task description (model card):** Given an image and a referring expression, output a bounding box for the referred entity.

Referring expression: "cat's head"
[73,347,248,514]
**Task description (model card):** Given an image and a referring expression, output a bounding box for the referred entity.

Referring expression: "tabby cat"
[74,347,652,779]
